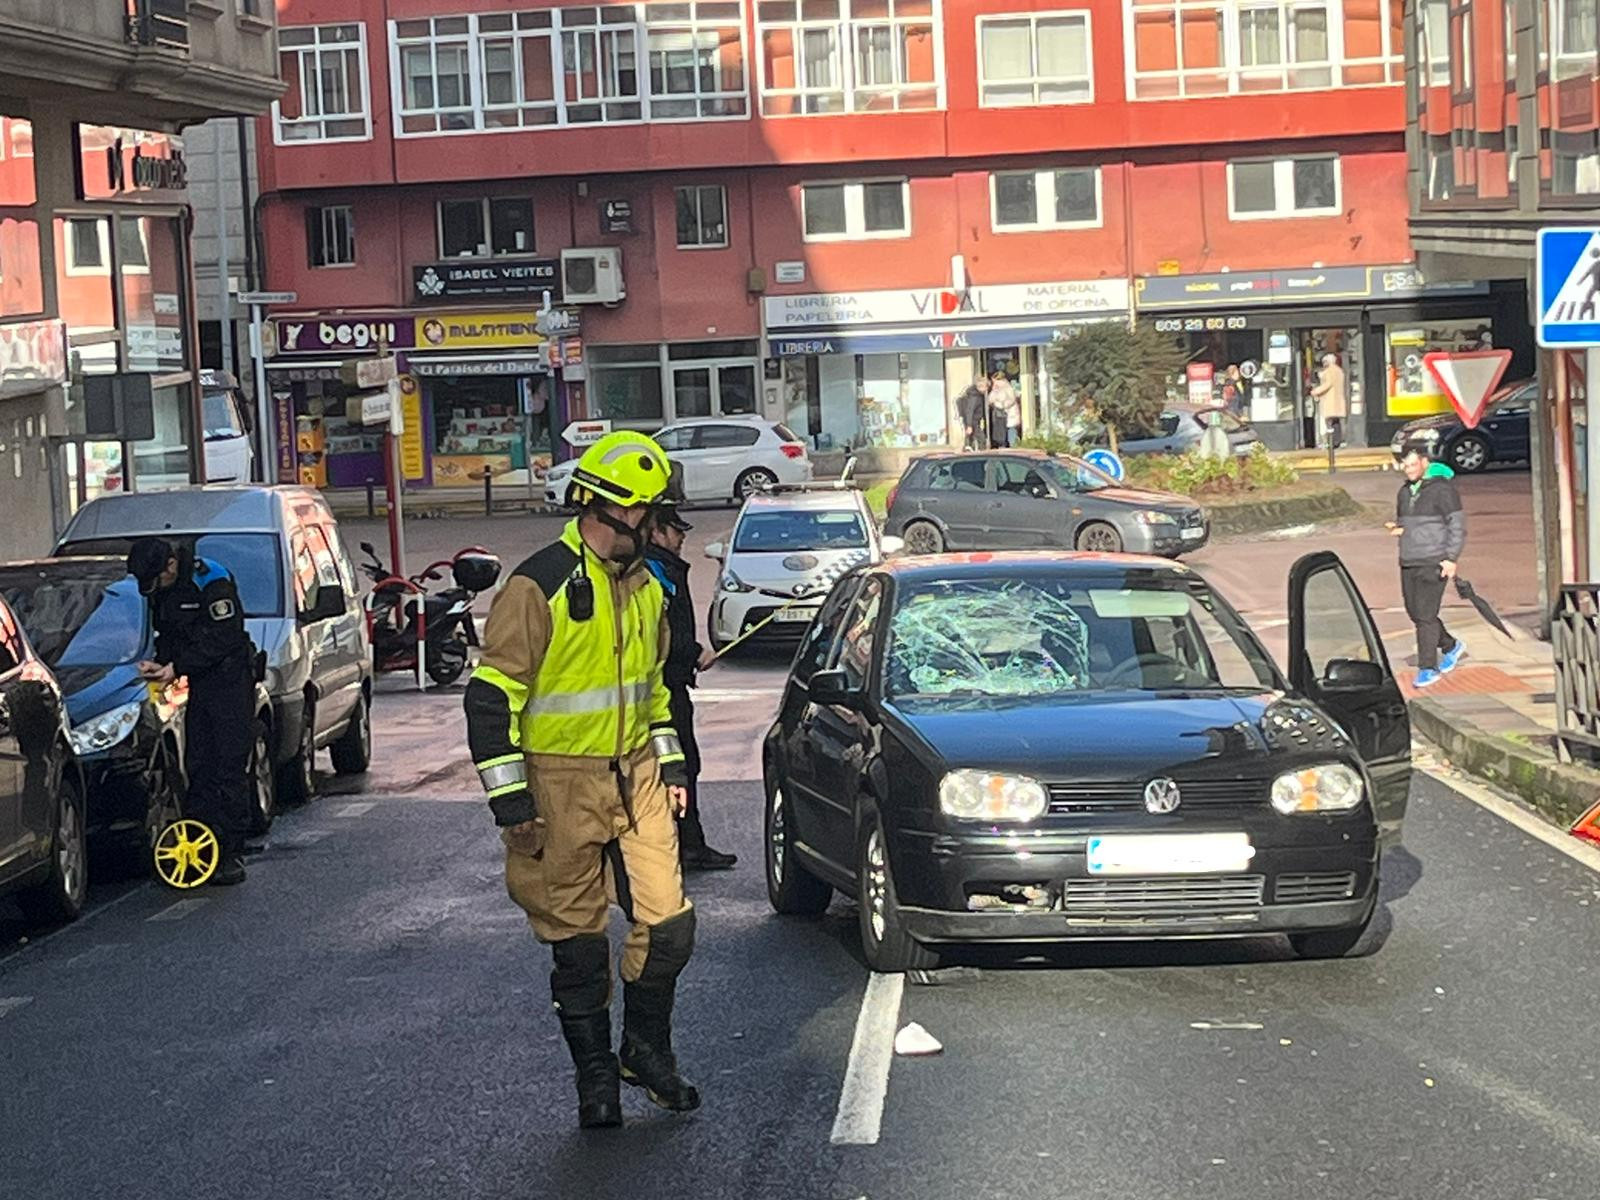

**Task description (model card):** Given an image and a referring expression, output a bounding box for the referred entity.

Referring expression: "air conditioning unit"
[561,248,625,304]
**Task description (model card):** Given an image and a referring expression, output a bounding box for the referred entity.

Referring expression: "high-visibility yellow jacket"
[464,520,685,824]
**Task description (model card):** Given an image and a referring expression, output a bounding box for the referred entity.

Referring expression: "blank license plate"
[1180,526,1206,540]
[773,607,817,623]
[1086,833,1254,876]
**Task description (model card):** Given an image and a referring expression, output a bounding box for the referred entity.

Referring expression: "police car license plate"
[1180,526,1206,540]
[1086,833,1254,876]
[773,607,817,623]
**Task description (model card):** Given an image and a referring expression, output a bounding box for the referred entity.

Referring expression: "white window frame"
[64,217,110,277]
[800,177,911,242]
[988,166,1102,231]
[975,11,1094,108]
[1553,0,1599,80]
[389,7,753,137]
[756,0,946,117]
[274,23,374,145]
[1122,0,1402,99]
[309,204,357,268]
[646,3,751,121]
[674,184,730,248]
[477,11,561,130]
[435,197,537,259]
[1225,154,1342,220]
[561,6,645,124]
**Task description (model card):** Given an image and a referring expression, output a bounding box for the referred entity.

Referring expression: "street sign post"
[1536,228,1600,347]
[340,355,398,389]
[238,291,298,306]
[1423,349,1513,430]
[243,290,296,482]
[562,418,612,447]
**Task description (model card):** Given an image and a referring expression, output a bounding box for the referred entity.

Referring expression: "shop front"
[763,280,1131,450]
[1135,264,1504,451]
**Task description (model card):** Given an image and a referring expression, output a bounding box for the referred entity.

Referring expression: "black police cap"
[127,537,174,595]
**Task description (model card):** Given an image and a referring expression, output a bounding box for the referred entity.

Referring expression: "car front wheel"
[1075,521,1124,553]
[248,716,276,835]
[330,694,372,775]
[765,782,832,915]
[277,699,317,806]
[856,810,939,973]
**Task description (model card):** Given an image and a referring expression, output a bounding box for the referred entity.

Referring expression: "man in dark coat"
[1388,443,1467,688]
[645,506,737,872]
[955,375,991,451]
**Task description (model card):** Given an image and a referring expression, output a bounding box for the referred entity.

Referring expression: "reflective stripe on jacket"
[463,520,682,796]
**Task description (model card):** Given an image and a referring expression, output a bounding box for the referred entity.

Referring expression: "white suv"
[704,485,901,650]
[545,416,811,505]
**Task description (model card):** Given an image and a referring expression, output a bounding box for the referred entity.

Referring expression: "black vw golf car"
[763,551,1411,971]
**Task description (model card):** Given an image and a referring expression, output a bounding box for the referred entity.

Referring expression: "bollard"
[365,478,377,518]
[483,468,493,517]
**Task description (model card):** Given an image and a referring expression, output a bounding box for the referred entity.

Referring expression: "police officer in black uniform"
[128,537,257,886]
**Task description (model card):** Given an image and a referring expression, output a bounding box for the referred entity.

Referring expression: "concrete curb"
[1409,697,1598,829]
[1205,486,1364,537]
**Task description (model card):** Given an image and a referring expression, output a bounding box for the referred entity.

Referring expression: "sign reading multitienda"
[413,260,560,302]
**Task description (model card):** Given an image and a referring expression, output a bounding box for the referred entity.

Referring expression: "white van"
[200,369,255,484]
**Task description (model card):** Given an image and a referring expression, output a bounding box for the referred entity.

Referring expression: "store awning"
[402,353,548,377]
[767,314,1121,357]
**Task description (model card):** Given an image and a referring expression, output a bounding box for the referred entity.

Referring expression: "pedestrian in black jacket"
[645,507,737,872]
[1388,444,1467,687]
[955,377,990,451]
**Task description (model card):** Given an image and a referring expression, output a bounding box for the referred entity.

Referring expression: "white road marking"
[695,688,785,703]
[62,941,130,968]
[335,802,375,818]
[1190,1021,1265,1031]
[0,996,31,1018]
[147,898,209,922]
[1418,752,1600,876]
[830,971,905,1146]
[3,883,152,964]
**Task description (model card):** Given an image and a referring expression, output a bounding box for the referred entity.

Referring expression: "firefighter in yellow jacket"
[464,431,698,1129]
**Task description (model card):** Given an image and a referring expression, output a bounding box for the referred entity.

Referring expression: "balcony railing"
[1553,583,1600,761]
[127,0,189,53]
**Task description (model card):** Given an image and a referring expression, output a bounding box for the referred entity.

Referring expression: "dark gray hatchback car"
[884,451,1209,557]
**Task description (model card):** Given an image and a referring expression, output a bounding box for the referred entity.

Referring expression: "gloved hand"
[501,817,546,859]
[659,758,689,790]
[489,788,538,827]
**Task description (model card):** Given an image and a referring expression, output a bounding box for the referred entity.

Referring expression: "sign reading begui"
[764,280,1130,330]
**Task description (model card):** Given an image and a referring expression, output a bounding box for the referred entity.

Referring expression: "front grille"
[1274,871,1357,903]
[1062,874,1265,921]
[1046,776,1271,814]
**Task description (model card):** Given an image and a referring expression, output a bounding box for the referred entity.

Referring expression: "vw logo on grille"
[1144,777,1182,814]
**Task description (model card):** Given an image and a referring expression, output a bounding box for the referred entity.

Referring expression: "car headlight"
[1271,762,1365,814]
[719,569,754,594]
[69,700,144,756]
[939,770,1047,822]
[1132,510,1178,526]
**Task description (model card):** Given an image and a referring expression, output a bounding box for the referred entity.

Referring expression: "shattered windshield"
[885,576,1278,699]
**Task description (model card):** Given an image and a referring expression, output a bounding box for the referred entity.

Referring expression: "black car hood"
[888,691,1349,779]
[54,661,146,727]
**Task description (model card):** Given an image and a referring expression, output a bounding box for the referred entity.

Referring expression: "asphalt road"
[4,464,1590,1199]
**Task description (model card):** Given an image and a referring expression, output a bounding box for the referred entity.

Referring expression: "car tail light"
[885,484,900,511]
[780,443,806,459]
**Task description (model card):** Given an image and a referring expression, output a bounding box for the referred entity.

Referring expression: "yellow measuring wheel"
[153,819,219,889]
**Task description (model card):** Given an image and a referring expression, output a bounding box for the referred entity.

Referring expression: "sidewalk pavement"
[1398,617,1600,833]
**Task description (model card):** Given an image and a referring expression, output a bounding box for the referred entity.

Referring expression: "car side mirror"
[703,541,726,561]
[808,667,860,708]
[880,535,905,557]
[359,541,377,556]
[1320,658,1385,692]
[300,584,347,624]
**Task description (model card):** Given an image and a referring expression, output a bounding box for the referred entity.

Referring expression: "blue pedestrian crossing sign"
[1537,227,1600,347]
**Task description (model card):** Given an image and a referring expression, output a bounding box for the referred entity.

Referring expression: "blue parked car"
[1389,379,1534,473]
[0,558,274,856]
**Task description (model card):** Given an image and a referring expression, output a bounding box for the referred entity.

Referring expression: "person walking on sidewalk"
[1311,353,1347,448]
[1389,443,1467,688]
[463,431,700,1129]
[955,375,990,450]
[645,500,737,873]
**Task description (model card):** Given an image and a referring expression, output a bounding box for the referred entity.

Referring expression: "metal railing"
[126,0,189,52]
[1552,583,1600,760]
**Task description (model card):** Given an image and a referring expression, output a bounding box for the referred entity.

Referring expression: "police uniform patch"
[209,598,236,621]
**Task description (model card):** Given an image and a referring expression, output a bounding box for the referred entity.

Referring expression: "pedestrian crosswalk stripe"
[147,899,208,922]
[335,802,375,818]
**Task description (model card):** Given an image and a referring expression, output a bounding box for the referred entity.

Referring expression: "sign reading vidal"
[763,280,1130,331]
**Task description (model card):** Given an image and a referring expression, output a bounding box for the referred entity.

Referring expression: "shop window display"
[431,377,528,487]
[1386,318,1495,417]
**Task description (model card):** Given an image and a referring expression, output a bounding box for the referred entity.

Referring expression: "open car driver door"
[1288,551,1412,848]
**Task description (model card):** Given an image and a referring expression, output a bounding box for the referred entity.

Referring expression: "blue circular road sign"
[1083,447,1125,481]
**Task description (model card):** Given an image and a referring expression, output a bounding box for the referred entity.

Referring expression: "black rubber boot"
[619,982,700,1111]
[212,854,247,886]
[551,934,621,1129]
[559,1011,622,1129]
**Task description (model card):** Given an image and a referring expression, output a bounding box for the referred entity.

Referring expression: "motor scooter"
[359,542,502,686]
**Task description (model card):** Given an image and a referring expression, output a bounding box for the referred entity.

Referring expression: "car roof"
[740,489,866,512]
[663,415,769,427]
[911,448,1054,463]
[57,485,331,542]
[872,551,1192,580]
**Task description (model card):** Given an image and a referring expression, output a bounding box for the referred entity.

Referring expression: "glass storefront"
[1384,317,1497,416]
[429,374,553,487]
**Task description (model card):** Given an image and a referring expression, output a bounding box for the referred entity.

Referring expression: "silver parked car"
[53,486,372,811]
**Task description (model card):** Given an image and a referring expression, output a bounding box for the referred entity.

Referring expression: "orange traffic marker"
[1572,800,1600,846]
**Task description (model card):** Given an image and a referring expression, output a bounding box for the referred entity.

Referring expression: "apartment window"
[675,185,729,247]
[1227,155,1340,218]
[308,205,356,267]
[479,11,560,128]
[801,179,909,240]
[977,12,1092,106]
[647,3,749,118]
[66,218,106,272]
[395,17,475,133]
[758,0,939,116]
[990,167,1100,230]
[439,198,536,258]
[277,24,372,143]
[1128,0,1401,97]
[562,6,643,123]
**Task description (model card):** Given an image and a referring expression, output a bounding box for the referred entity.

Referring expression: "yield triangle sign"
[1423,350,1513,429]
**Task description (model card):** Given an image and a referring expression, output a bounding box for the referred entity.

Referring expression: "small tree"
[1044,321,1186,452]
